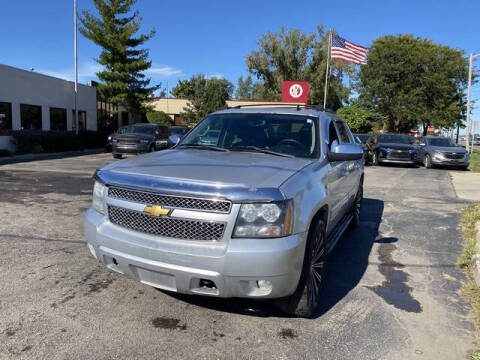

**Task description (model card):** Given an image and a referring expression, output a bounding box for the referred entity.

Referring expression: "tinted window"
[180,113,319,158]
[50,108,67,131]
[0,102,12,130]
[21,104,42,130]
[334,121,351,143]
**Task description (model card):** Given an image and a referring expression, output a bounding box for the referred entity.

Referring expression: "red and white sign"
[281,81,309,105]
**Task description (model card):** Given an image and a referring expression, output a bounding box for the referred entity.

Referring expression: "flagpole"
[74,0,79,135]
[323,30,332,109]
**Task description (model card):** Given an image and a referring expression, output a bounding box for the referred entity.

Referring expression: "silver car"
[417,136,470,169]
[84,106,364,317]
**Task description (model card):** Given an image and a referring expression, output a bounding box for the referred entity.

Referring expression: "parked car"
[354,133,370,164]
[106,126,128,152]
[84,106,364,317]
[366,133,417,166]
[111,123,170,159]
[416,136,470,170]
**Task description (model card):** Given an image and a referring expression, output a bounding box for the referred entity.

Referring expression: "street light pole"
[466,53,480,153]
[74,0,79,135]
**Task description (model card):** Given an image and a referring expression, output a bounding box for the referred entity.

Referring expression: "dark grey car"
[112,124,170,159]
[416,136,470,169]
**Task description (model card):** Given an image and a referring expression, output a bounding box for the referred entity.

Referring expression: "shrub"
[146,110,173,125]
[11,131,107,155]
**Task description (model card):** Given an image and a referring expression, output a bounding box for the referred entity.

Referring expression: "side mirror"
[328,143,364,162]
[168,135,181,147]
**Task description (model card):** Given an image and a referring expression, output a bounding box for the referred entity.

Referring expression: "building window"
[72,110,87,131]
[0,102,12,130]
[50,107,67,131]
[20,104,42,130]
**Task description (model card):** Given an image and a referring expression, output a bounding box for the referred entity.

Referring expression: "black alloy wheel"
[274,220,327,318]
[349,183,363,229]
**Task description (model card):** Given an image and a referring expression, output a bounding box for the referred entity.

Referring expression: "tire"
[349,182,363,230]
[424,154,432,169]
[113,154,123,159]
[372,151,379,166]
[149,145,156,152]
[274,219,327,318]
[458,165,469,171]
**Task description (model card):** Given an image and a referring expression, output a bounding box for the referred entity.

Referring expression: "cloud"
[36,61,102,83]
[146,64,183,77]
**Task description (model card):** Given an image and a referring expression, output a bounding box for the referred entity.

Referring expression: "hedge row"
[11,131,108,155]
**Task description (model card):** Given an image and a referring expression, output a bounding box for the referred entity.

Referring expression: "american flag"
[331,34,368,65]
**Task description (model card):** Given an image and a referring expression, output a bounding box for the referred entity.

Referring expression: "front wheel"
[113,154,123,159]
[424,154,432,168]
[274,220,326,318]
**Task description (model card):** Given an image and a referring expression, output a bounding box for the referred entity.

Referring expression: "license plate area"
[130,265,177,291]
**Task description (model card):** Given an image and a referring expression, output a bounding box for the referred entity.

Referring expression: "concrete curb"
[0,148,105,165]
[471,221,480,286]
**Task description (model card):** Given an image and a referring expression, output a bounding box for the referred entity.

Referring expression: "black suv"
[112,124,170,159]
[367,133,417,165]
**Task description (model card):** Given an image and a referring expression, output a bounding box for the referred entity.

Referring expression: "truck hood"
[100,148,312,198]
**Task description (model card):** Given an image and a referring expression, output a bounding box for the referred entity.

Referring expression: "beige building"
[151,98,302,125]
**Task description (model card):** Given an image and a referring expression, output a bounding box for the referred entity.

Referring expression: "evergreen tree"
[79,0,158,115]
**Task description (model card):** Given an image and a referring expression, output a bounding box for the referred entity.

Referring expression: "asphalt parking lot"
[0,153,476,359]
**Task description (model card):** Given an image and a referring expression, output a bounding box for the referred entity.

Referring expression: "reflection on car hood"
[377,143,414,150]
[101,148,313,189]
[430,146,467,153]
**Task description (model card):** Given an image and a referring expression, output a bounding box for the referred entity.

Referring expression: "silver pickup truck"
[84,106,364,317]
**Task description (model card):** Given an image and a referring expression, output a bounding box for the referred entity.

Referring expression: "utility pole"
[74,0,79,135]
[466,53,480,152]
[323,30,332,109]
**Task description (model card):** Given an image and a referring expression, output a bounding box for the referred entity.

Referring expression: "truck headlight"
[233,201,293,238]
[92,181,107,215]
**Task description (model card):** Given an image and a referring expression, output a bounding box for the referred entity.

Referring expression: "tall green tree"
[357,34,469,134]
[246,26,351,109]
[79,0,158,115]
[336,105,375,133]
[235,76,254,99]
[172,75,233,125]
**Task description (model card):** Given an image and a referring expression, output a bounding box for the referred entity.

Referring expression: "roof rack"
[228,103,335,112]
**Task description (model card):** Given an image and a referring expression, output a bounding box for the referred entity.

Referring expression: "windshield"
[427,137,457,147]
[377,134,411,144]
[125,126,156,135]
[179,113,319,158]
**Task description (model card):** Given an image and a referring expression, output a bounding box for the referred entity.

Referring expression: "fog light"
[256,280,272,292]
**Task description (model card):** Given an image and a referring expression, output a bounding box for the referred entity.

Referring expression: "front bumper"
[112,143,149,154]
[84,208,306,298]
[431,154,469,167]
[379,150,416,164]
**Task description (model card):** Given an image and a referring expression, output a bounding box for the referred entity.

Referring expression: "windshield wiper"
[228,146,294,158]
[177,144,228,152]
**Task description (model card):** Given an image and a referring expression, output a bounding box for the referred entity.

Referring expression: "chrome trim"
[108,186,232,214]
[95,169,286,203]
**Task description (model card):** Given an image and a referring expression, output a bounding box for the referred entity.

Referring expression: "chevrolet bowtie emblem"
[143,205,170,217]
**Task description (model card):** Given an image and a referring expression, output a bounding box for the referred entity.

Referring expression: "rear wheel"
[113,154,123,159]
[274,219,326,318]
[424,154,432,168]
[349,183,363,229]
[372,151,379,166]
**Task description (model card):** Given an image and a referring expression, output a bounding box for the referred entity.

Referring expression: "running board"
[326,213,353,254]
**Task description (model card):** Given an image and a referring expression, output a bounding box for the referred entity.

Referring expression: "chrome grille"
[108,187,231,213]
[108,206,225,241]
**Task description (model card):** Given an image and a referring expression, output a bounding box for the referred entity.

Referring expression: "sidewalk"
[450,171,480,201]
[0,148,105,166]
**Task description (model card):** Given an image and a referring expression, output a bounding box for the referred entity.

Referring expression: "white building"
[0,64,97,133]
